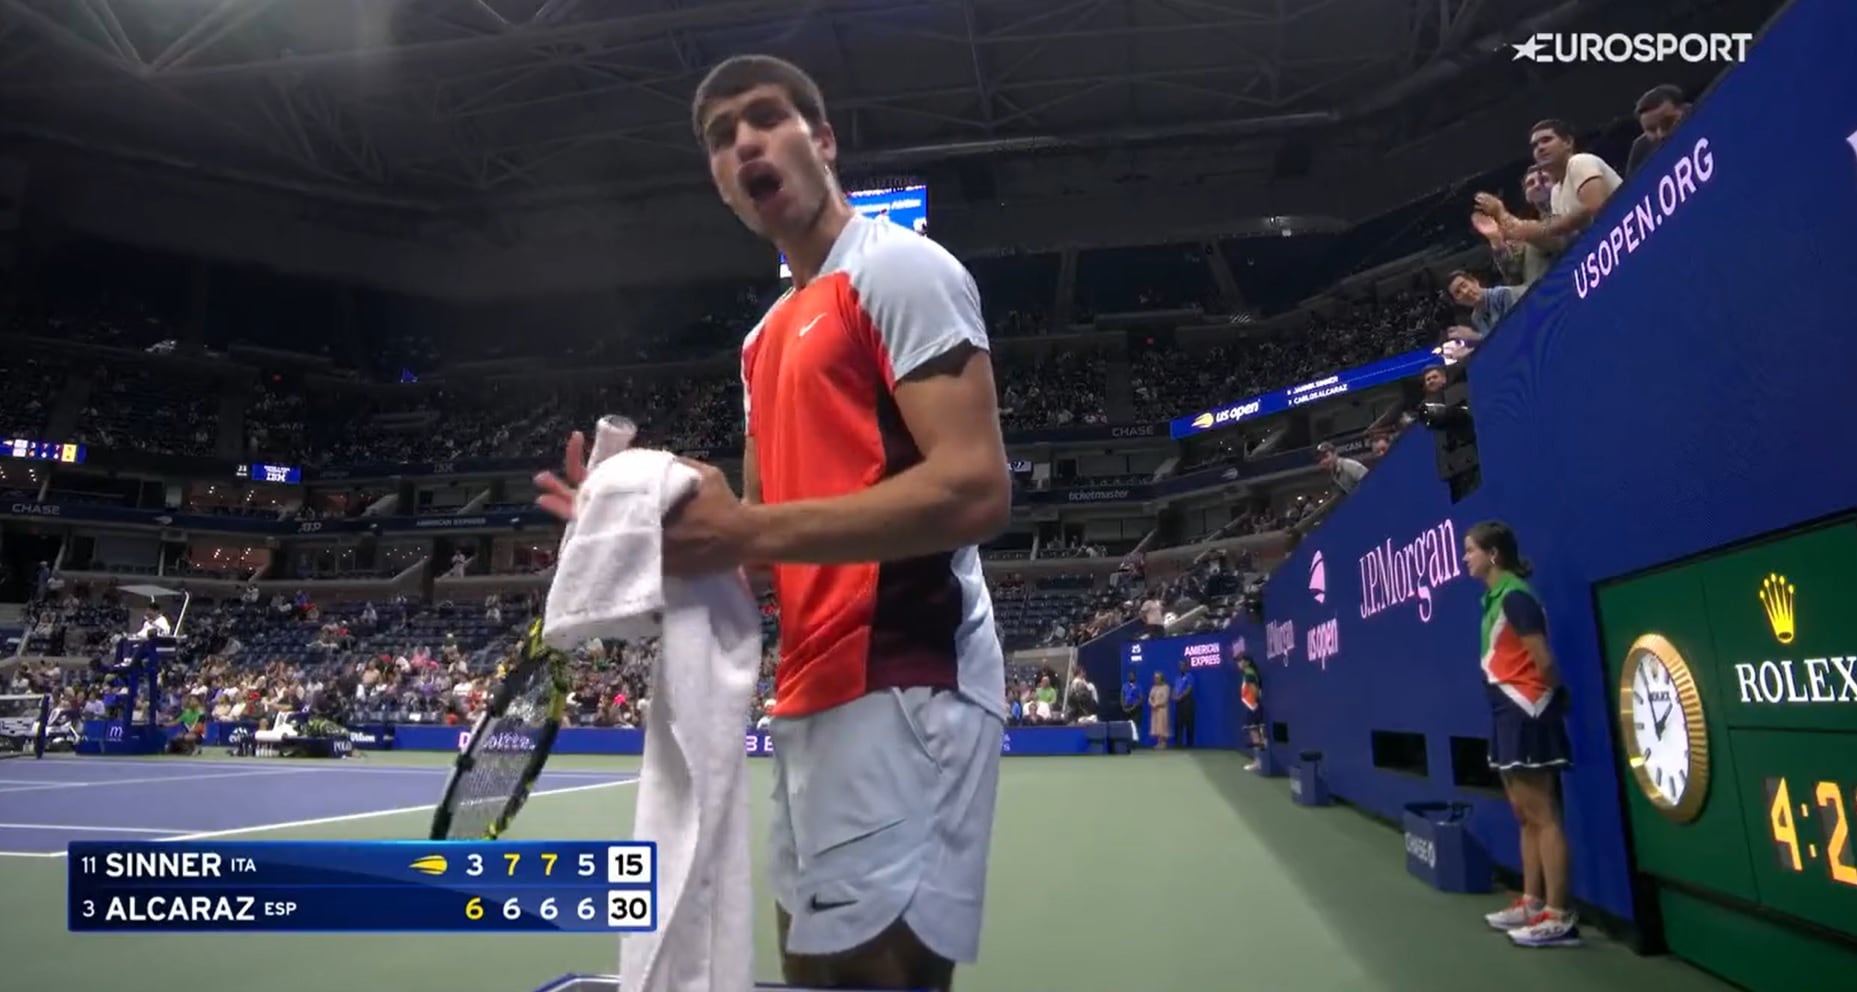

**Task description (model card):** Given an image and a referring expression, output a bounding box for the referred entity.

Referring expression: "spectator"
[1065,667,1098,724]
[1625,84,1690,178]
[1474,119,1621,253]
[1444,270,1520,345]
[1315,441,1368,496]
[1140,593,1166,639]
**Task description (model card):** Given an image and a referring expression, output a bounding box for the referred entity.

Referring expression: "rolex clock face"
[1619,634,1711,823]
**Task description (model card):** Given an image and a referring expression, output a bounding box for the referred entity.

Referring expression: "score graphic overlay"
[68,841,656,934]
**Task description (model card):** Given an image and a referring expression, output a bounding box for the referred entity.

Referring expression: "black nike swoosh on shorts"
[808,896,857,912]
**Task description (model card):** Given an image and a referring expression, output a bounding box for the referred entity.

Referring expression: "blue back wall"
[1256,0,1857,920]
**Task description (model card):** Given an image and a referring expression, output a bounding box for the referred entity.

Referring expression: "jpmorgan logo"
[1359,519,1462,624]
[1265,620,1296,664]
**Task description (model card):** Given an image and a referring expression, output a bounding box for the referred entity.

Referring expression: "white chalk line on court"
[156,778,639,845]
[0,768,317,795]
[34,757,629,779]
[0,779,638,860]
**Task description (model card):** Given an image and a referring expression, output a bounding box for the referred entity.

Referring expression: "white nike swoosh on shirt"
[798,314,825,337]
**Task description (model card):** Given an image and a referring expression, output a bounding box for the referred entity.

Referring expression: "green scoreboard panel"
[1597,517,1857,966]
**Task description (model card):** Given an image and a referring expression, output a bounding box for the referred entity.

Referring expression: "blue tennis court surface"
[0,758,637,856]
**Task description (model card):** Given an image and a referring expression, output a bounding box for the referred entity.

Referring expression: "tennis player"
[536,54,1010,992]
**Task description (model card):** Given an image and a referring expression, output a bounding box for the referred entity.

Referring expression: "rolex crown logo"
[1758,572,1795,645]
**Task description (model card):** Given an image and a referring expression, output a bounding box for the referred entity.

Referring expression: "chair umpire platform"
[76,583,191,755]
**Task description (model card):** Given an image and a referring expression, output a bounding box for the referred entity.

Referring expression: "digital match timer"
[67,840,657,934]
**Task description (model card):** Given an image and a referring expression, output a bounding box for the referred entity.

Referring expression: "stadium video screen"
[779,183,928,279]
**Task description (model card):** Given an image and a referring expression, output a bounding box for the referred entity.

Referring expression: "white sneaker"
[1508,910,1583,948]
[1484,897,1540,931]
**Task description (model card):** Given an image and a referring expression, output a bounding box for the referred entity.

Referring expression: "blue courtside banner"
[1169,348,1439,440]
[1257,0,1857,922]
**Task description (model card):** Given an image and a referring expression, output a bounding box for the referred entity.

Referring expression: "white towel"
[541,442,761,992]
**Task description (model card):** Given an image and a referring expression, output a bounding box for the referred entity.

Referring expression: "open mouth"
[740,162,784,203]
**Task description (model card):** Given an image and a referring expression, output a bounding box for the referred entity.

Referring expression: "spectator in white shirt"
[1474,118,1621,250]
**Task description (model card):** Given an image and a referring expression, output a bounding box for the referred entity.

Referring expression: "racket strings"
[444,695,551,838]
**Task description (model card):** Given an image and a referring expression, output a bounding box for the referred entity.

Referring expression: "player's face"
[1448,276,1480,306]
[701,84,837,240]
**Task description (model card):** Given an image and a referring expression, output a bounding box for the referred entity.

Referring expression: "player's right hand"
[533,431,589,522]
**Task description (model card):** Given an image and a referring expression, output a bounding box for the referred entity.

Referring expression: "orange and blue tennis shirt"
[1479,571,1554,716]
[740,214,1006,722]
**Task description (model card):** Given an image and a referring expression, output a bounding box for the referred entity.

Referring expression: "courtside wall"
[1255,0,1857,922]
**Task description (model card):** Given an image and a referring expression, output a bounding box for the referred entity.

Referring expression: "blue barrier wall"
[1256,0,1857,922]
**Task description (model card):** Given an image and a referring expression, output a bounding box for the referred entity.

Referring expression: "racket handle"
[587,415,638,470]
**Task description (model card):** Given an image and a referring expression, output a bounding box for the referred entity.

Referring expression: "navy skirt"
[1488,684,1572,771]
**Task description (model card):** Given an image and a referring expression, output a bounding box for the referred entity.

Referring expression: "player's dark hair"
[1528,118,1575,144]
[691,55,827,143]
[1634,84,1687,115]
[1467,520,1533,578]
[1446,269,1479,287]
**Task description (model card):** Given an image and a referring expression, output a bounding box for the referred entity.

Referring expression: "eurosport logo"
[1509,32,1753,64]
[1359,519,1463,624]
[1308,551,1326,604]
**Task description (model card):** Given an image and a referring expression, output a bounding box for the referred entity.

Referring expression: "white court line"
[160,778,638,843]
[0,768,314,795]
[0,822,185,834]
[0,780,637,860]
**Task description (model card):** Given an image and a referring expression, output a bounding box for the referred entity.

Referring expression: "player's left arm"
[741,239,1010,564]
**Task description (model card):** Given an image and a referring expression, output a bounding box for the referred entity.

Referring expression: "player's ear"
[814,120,837,167]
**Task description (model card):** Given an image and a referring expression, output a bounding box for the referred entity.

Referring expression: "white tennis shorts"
[766,686,1002,963]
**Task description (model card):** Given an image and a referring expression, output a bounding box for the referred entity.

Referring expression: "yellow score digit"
[466,897,483,921]
[1815,781,1857,887]
[504,853,521,876]
[541,853,558,876]
[1768,777,1803,871]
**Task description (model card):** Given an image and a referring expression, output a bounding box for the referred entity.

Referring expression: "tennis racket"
[430,618,571,840]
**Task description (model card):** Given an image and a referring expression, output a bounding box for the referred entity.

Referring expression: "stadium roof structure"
[0,0,1610,207]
